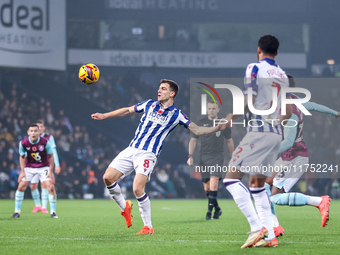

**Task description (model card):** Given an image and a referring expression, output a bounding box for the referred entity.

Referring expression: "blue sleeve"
[49,136,60,167]
[244,65,259,97]
[303,101,338,116]
[19,141,25,156]
[179,111,191,128]
[45,141,54,155]
[134,99,152,113]
[278,114,299,154]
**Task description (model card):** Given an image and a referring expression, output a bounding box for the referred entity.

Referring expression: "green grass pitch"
[1,199,339,254]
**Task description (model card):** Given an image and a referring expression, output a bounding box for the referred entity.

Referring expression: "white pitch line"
[1,236,340,245]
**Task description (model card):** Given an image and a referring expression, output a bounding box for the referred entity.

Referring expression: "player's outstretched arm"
[91,105,136,120]
[188,120,226,136]
[303,101,340,118]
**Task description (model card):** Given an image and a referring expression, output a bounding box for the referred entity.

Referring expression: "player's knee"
[30,184,38,190]
[17,183,27,192]
[133,187,143,197]
[17,186,26,192]
[47,185,54,194]
[103,173,113,186]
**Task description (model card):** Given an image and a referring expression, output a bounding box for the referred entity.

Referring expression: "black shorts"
[198,153,225,183]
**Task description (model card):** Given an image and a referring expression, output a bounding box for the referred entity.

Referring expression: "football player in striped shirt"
[223,35,292,248]
[91,79,227,235]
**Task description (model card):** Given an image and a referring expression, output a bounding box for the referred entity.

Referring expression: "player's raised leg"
[30,177,42,213]
[271,186,330,227]
[134,174,154,235]
[103,166,132,227]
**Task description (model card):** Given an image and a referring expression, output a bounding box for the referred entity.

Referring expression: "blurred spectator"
[156,168,177,198]
[171,170,187,198]
[330,179,340,199]
[88,170,98,197]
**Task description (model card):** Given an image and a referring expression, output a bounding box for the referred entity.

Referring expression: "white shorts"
[229,132,281,177]
[22,167,51,183]
[109,147,157,181]
[273,156,308,192]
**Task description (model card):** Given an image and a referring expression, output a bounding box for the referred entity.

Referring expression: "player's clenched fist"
[91,112,105,120]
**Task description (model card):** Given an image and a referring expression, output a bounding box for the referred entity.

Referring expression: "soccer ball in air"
[78,63,100,85]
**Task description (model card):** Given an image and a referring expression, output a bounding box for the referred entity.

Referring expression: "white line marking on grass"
[1,236,339,245]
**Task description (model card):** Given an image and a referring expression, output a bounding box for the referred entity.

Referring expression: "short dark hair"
[287,73,296,87]
[28,124,39,130]
[207,100,219,107]
[258,35,280,56]
[160,79,179,98]
[36,119,45,125]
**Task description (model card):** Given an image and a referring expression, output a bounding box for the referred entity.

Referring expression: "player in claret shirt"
[11,124,58,219]
[30,119,60,214]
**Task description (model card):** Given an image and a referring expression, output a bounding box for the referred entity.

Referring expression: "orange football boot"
[136,226,154,235]
[121,200,133,228]
[317,196,331,227]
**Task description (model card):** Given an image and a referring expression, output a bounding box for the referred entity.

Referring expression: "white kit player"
[223,35,292,248]
[265,74,340,237]
[91,79,227,235]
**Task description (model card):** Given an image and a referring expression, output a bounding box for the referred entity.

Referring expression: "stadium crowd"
[0,79,195,199]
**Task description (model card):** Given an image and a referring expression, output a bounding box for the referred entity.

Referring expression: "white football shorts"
[109,147,157,181]
[22,166,51,183]
[273,156,309,192]
[229,132,281,177]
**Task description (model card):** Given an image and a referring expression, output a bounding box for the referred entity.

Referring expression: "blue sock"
[49,194,57,213]
[271,193,308,206]
[31,189,41,207]
[41,188,48,209]
[15,190,25,213]
[264,183,276,215]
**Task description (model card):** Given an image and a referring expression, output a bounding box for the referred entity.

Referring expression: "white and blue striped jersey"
[244,58,289,134]
[129,99,191,156]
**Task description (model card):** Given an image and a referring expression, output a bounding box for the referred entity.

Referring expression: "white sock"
[272,214,280,228]
[250,187,275,240]
[307,196,322,207]
[224,179,262,232]
[136,193,152,229]
[106,182,126,211]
